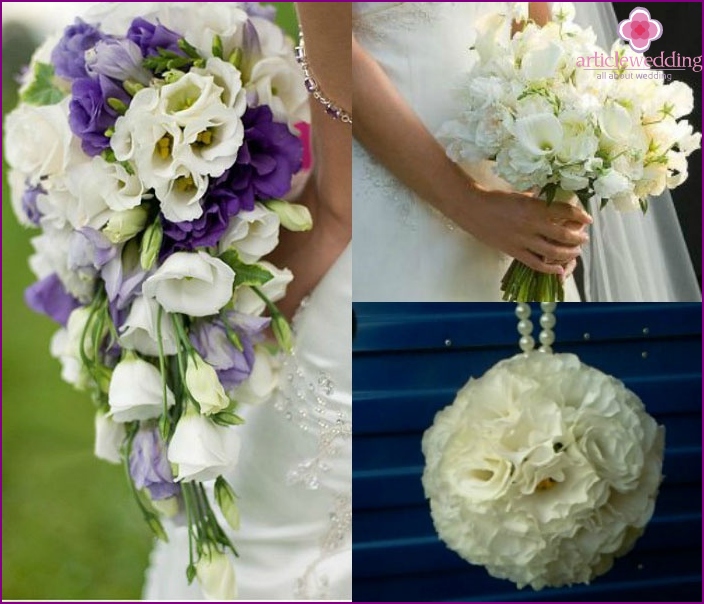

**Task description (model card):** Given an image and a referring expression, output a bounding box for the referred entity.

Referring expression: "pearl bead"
[539,331,555,346]
[518,319,533,336]
[515,303,531,320]
[519,335,535,352]
[539,313,556,329]
[540,302,557,313]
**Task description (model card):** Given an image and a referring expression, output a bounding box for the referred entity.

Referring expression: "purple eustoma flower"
[243,3,277,22]
[69,74,130,156]
[86,38,151,85]
[190,312,270,390]
[161,105,302,253]
[25,274,81,326]
[127,17,184,58]
[21,184,44,226]
[129,428,180,501]
[51,18,108,80]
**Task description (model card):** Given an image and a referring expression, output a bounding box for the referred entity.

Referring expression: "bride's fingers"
[529,237,582,264]
[560,258,578,282]
[545,203,593,227]
[517,250,566,275]
[540,222,589,247]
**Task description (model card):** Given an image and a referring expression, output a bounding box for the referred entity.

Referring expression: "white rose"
[108,356,175,422]
[233,262,293,316]
[196,549,237,600]
[4,99,73,185]
[119,295,179,357]
[143,251,235,317]
[186,355,230,415]
[94,411,126,464]
[218,203,280,263]
[168,412,241,482]
[229,345,279,404]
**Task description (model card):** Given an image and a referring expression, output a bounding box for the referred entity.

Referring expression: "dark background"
[613,2,702,284]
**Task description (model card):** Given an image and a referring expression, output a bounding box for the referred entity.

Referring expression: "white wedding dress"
[352,2,700,302]
[143,245,352,601]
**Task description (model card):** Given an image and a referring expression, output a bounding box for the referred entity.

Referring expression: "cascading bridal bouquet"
[4,2,311,598]
[422,304,665,590]
[438,3,701,302]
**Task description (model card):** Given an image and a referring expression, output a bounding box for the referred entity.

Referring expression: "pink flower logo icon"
[618,7,663,53]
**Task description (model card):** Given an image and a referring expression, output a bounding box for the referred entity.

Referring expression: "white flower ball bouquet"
[4,2,311,598]
[438,2,701,302]
[422,350,665,590]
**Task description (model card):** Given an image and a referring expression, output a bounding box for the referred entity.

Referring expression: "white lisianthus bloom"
[218,203,281,263]
[422,352,664,590]
[233,262,293,316]
[108,356,175,422]
[4,98,73,186]
[520,40,564,81]
[168,411,241,482]
[143,251,235,317]
[152,164,209,223]
[593,169,631,200]
[635,163,668,198]
[599,102,633,145]
[248,56,310,125]
[196,548,237,600]
[192,58,247,111]
[557,111,598,164]
[94,411,126,464]
[50,325,91,390]
[551,2,576,22]
[186,355,230,415]
[229,345,279,404]
[513,113,563,157]
[120,295,179,357]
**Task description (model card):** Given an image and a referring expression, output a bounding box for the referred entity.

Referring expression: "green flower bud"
[272,313,293,352]
[123,79,145,97]
[265,200,313,232]
[215,476,240,531]
[140,219,163,271]
[107,97,129,114]
[103,206,149,244]
[151,496,180,518]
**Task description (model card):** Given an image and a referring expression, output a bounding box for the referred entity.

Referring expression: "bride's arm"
[352,32,590,277]
[266,2,352,320]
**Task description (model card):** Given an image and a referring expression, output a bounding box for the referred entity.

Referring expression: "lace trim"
[353,2,449,42]
[294,492,352,600]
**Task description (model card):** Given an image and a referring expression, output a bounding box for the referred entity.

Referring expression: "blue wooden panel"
[352,303,702,602]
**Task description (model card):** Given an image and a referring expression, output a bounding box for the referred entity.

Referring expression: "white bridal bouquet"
[438,3,701,302]
[4,2,310,598]
[422,351,665,590]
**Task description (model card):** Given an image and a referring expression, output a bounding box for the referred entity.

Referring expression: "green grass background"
[2,3,298,599]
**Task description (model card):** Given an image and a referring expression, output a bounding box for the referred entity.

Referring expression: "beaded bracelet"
[295,33,352,125]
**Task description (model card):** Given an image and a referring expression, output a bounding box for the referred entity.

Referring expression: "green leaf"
[639,196,649,214]
[539,183,557,205]
[211,412,246,427]
[20,62,66,105]
[219,250,274,288]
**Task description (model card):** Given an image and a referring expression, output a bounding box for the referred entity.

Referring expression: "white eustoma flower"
[513,113,563,157]
[168,411,241,482]
[196,549,237,600]
[193,58,247,111]
[248,56,310,125]
[520,40,564,81]
[599,102,634,145]
[229,345,279,404]
[108,356,175,422]
[143,251,235,317]
[233,261,293,316]
[218,203,280,263]
[120,295,179,357]
[4,98,73,185]
[186,355,230,415]
[593,169,631,200]
[50,325,90,390]
[94,410,126,464]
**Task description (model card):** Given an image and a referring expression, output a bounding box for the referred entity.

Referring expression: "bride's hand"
[457,184,592,276]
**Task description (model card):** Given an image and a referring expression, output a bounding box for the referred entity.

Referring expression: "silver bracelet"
[295,33,352,125]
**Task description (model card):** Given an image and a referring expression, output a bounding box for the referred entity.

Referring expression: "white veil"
[568,2,701,301]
